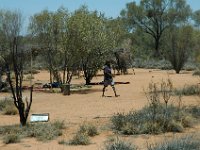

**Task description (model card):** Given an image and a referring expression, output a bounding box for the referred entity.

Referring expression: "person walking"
[102,61,119,97]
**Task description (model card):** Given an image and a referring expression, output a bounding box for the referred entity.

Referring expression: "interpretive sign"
[30,113,49,122]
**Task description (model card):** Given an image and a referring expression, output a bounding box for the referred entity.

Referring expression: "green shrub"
[24,69,40,75]
[68,123,98,145]
[167,120,184,132]
[193,70,200,76]
[0,97,13,111]
[3,134,21,144]
[174,85,200,96]
[133,59,172,70]
[0,97,17,115]
[25,75,34,80]
[69,133,90,145]
[58,139,66,145]
[3,105,18,115]
[105,138,137,150]
[52,120,66,130]
[148,134,200,150]
[0,121,65,142]
[111,104,195,135]
[185,106,200,119]
[183,63,197,71]
[25,123,63,141]
[79,123,99,137]
[182,115,196,127]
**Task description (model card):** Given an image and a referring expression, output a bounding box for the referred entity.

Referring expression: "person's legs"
[111,85,119,97]
[102,85,107,97]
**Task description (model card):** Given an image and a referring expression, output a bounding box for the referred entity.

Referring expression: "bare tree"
[165,25,194,73]
[0,10,33,126]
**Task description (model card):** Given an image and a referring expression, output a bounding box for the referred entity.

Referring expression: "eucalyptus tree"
[105,17,133,74]
[0,9,33,126]
[29,9,66,86]
[192,10,200,29]
[68,6,109,84]
[121,0,191,58]
[55,7,76,84]
[192,28,200,64]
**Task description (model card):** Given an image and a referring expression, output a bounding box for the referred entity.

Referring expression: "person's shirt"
[103,65,112,80]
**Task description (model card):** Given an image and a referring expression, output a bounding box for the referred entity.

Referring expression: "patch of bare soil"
[0,69,199,150]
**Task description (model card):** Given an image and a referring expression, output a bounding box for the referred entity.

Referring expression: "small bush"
[111,104,195,135]
[58,139,66,145]
[148,134,200,150]
[3,105,18,115]
[69,123,98,145]
[174,85,200,96]
[78,124,99,137]
[3,134,21,144]
[0,97,17,115]
[167,120,184,132]
[132,59,172,70]
[105,138,137,150]
[0,97,13,111]
[185,106,200,119]
[25,75,34,80]
[0,121,65,142]
[52,120,66,130]
[193,70,200,76]
[25,123,63,141]
[24,69,40,75]
[69,133,90,145]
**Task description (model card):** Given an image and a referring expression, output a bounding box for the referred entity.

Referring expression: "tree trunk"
[0,67,2,89]
[175,69,180,74]
[49,69,53,91]
[86,77,91,85]
[19,106,26,126]
[154,37,160,58]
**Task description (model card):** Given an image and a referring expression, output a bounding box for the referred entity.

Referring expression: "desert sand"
[0,68,199,150]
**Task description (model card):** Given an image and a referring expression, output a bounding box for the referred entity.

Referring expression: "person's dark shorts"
[104,79,114,86]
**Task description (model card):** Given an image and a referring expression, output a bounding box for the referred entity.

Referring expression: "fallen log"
[88,81,130,85]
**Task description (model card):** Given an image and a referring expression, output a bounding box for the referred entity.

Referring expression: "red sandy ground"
[0,69,199,150]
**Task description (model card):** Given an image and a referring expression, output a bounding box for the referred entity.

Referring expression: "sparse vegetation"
[185,106,200,119]
[23,69,40,75]
[174,84,200,96]
[78,123,99,137]
[3,134,21,144]
[69,132,90,145]
[133,59,172,70]
[104,137,137,150]
[3,105,18,115]
[111,80,196,135]
[111,104,195,134]
[193,70,200,76]
[0,120,65,143]
[68,123,98,145]
[0,97,18,115]
[147,134,200,150]
[25,74,34,80]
